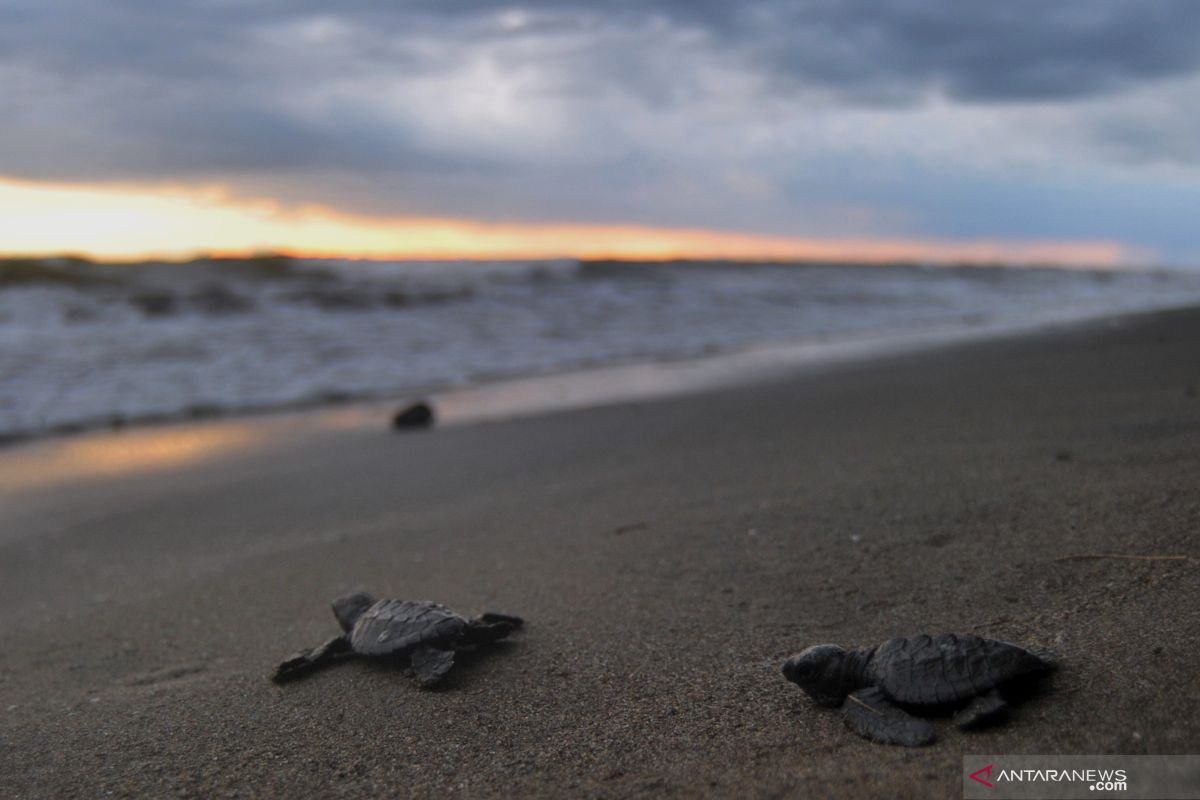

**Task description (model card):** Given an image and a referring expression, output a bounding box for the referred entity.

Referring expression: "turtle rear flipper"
[955,689,1010,730]
[843,687,936,747]
[411,644,456,687]
[464,617,522,645]
[478,612,524,627]
[272,635,352,683]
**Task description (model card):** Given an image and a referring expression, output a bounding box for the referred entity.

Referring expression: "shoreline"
[3,303,1199,797]
[0,306,1157,495]
[3,299,1194,458]
[7,252,1200,450]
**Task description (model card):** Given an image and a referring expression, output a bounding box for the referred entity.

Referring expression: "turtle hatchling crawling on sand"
[783,633,1054,746]
[272,592,523,687]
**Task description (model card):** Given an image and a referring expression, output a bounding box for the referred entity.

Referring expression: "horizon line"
[0,248,1154,272]
[0,176,1155,270]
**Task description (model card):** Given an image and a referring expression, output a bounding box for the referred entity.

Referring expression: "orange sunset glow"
[0,178,1130,266]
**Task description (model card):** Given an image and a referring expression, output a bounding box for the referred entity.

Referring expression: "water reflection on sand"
[0,424,266,491]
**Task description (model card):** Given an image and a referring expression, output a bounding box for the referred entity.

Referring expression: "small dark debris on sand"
[392,401,435,430]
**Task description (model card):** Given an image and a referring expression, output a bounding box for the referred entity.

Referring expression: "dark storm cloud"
[2,0,1200,227]
[274,0,1200,102]
[746,1,1200,102]
[14,1,1198,96]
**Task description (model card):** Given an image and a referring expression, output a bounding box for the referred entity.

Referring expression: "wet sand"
[2,307,1199,798]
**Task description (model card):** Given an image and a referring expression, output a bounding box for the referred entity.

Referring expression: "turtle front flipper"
[411,644,456,687]
[843,687,936,747]
[955,689,1009,730]
[478,612,524,627]
[272,635,352,683]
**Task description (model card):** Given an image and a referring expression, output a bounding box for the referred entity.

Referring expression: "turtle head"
[332,591,377,632]
[782,644,853,706]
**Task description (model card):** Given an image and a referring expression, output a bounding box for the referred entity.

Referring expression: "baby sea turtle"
[782,633,1054,746]
[392,401,434,430]
[272,592,523,687]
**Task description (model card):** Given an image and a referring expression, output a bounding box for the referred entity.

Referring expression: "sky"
[3,1,1200,265]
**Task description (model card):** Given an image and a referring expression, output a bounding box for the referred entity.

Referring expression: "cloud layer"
[4,1,1200,261]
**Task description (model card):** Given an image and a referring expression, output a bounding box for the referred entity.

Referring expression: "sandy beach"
[2,306,1198,798]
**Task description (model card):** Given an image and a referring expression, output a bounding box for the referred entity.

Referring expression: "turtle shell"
[868,633,1050,706]
[349,599,469,656]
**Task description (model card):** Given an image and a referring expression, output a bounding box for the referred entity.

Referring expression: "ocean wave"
[4,256,1200,439]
